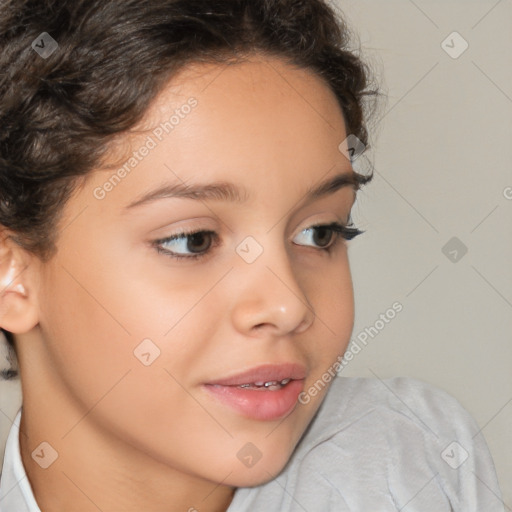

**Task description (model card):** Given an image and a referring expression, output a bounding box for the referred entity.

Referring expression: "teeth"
[238,378,292,390]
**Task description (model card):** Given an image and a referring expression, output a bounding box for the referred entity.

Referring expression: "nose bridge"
[230,233,314,336]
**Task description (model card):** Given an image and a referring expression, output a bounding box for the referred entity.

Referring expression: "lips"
[203,363,307,421]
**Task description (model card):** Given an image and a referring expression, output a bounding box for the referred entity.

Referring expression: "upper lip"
[206,363,307,386]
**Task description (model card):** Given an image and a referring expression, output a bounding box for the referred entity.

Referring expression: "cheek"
[298,253,354,405]
[38,263,137,407]
[36,250,222,413]
[304,251,355,355]
[36,262,215,453]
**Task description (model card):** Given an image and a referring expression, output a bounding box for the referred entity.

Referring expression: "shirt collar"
[0,406,42,511]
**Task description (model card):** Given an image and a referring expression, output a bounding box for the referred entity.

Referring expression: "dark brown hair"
[0,0,380,376]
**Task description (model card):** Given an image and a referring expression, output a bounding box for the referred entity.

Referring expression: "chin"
[223,447,295,488]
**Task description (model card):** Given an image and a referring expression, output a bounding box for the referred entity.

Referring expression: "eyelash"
[153,222,363,261]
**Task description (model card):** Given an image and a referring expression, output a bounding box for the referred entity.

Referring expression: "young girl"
[0,0,504,510]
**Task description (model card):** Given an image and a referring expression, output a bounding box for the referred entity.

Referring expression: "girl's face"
[29,55,358,488]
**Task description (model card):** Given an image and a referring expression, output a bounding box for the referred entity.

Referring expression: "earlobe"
[0,230,39,334]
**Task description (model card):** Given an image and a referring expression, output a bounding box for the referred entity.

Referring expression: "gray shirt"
[0,377,505,511]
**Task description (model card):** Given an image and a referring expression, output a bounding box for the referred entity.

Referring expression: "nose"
[230,244,315,338]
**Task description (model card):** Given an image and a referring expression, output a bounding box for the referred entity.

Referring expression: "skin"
[0,55,359,511]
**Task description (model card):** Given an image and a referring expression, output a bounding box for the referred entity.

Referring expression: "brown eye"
[294,224,338,250]
[293,222,362,251]
[155,230,218,260]
[312,226,334,248]
[187,232,213,253]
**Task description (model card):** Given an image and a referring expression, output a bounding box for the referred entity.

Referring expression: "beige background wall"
[0,0,510,507]
[336,0,512,505]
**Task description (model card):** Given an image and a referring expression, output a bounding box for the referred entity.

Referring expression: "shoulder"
[333,375,478,433]
[297,376,480,448]
[287,376,504,511]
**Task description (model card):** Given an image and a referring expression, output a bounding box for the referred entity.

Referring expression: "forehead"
[76,55,353,215]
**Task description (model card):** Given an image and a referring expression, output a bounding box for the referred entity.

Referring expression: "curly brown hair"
[0,0,380,375]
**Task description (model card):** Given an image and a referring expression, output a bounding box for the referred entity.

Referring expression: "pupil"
[314,227,333,248]
[188,232,211,253]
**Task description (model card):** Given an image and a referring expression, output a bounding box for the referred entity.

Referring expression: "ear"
[0,229,39,334]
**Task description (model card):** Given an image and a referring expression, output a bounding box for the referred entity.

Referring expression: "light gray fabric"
[0,377,505,511]
[228,377,505,511]
[0,407,38,511]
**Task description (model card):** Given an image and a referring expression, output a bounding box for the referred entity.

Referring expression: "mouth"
[203,363,307,421]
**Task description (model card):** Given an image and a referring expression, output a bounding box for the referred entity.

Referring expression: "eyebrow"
[124,171,369,210]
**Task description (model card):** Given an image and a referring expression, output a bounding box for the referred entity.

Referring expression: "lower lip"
[203,380,304,421]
